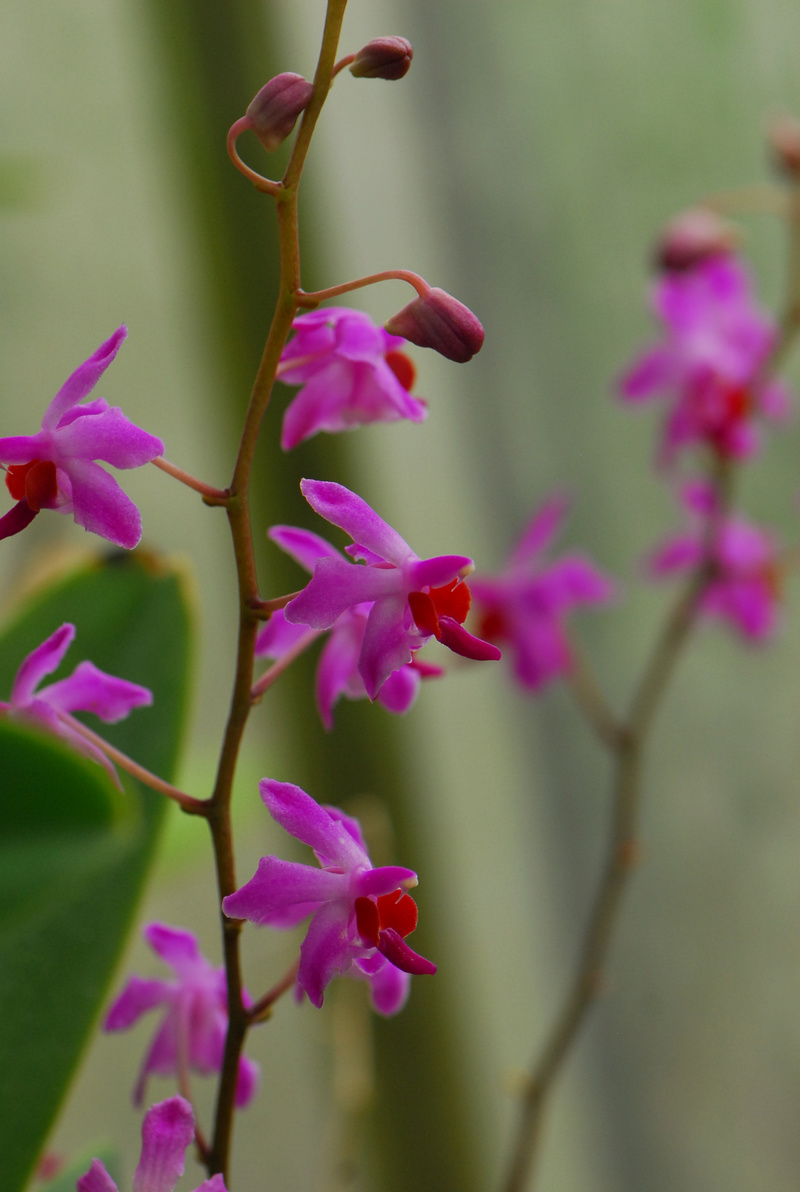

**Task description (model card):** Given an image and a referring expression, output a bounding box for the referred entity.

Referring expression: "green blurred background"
[3,1,800,1189]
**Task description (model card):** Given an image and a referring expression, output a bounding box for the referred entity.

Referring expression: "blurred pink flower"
[470,495,614,691]
[0,327,164,547]
[619,256,790,463]
[277,308,426,449]
[223,779,435,1013]
[649,483,782,640]
[77,1096,226,1192]
[105,923,258,1108]
[0,622,151,784]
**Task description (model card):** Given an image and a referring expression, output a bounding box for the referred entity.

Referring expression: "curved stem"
[247,956,301,1022]
[151,456,229,504]
[206,2,350,1179]
[251,628,320,702]
[56,711,207,815]
[226,118,281,195]
[295,268,430,309]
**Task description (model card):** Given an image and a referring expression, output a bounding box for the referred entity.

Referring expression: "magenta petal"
[66,458,143,548]
[223,856,349,924]
[359,594,414,699]
[132,1096,194,1192]
[269,524,343,572]
[377,927,437,975]
[77,1159,119,1192]
[11,623,75,706]
[255,610,316,660]
[55,404,164,468]
[143,923,203,972]
[39,660,152,721]
[193,1178,229,1192]
[0,498,38,541]
[619,346,675,401]
[259,779,370,868]
[235,1054,260,1108]
[285,556,399,630]
[361,957,411,1016]
[376,664,420,715]
[437,616,501,661]
[105,976,169,1030]
[297,901,353,1008]
[300,479,414,566]
[315,616,364,729]
[356,866,418,896]
[648,535,703,577]
[508,494,570,566]
[42,326,128,431]
[408,555,474,590]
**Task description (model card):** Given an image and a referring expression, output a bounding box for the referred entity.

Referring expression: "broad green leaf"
[0,550,193,1192]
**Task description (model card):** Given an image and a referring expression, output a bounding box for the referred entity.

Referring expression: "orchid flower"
[276,308,426,450]
[105,923,258,1108]
[619,255,790,463]
[222,779,436,1013]
[649,483,782,640]
[0,622,151,783]
[77,1096,226,1192]
[470,495,615,691]
[283,480,500,699]
[256,525,442,727]
[0,326,164,547]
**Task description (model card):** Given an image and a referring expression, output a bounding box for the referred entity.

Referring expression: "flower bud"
[350,37,413,81]
[654,207,740,272]
[245,73,314,152]
[768,115,800,178]
[385,288,485,363]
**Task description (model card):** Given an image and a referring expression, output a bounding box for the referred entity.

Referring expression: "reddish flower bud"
[385,288,485,363]
[245,73,314,153]
[768,115,800,178]
[654,207,740,272]
[350,36,413,81]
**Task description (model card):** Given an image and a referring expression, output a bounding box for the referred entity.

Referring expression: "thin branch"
[251,629,320,703]
[151,456,229,504]
[562,632,622,749]
[296,268,428,309]
[247,957,301,1023]
[56,711,207,815]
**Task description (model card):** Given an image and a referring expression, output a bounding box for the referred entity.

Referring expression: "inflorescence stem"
[204,1,350,1180]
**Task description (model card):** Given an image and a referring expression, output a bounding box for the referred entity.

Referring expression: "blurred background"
[3,1,800,1189]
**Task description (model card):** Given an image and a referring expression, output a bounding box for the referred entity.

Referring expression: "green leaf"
[0,550,194,1192]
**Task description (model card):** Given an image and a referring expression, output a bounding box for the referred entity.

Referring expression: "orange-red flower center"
[408,579,472,640]
[5,460,58,512]
[384,350,417,392]
[355,889,419,948]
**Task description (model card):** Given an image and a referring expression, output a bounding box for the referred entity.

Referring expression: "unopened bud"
[385,288,485,363]
[655,207,740,272]
[769,115,800,178]
[350,37,413,81]
[245,73,314,152]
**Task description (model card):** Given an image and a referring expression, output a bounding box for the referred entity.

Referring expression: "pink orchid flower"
[222,779,436,1013]
[256,525,443,728]
[0,622,151,784]
[0,326,164,547]
[276,308,426,450]
[619,255,791,463]
[283,480,500,699]
[470,495,615,691]
[77,1096,227,1192]
[649,483,782,640]
[105,923,258,1108]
